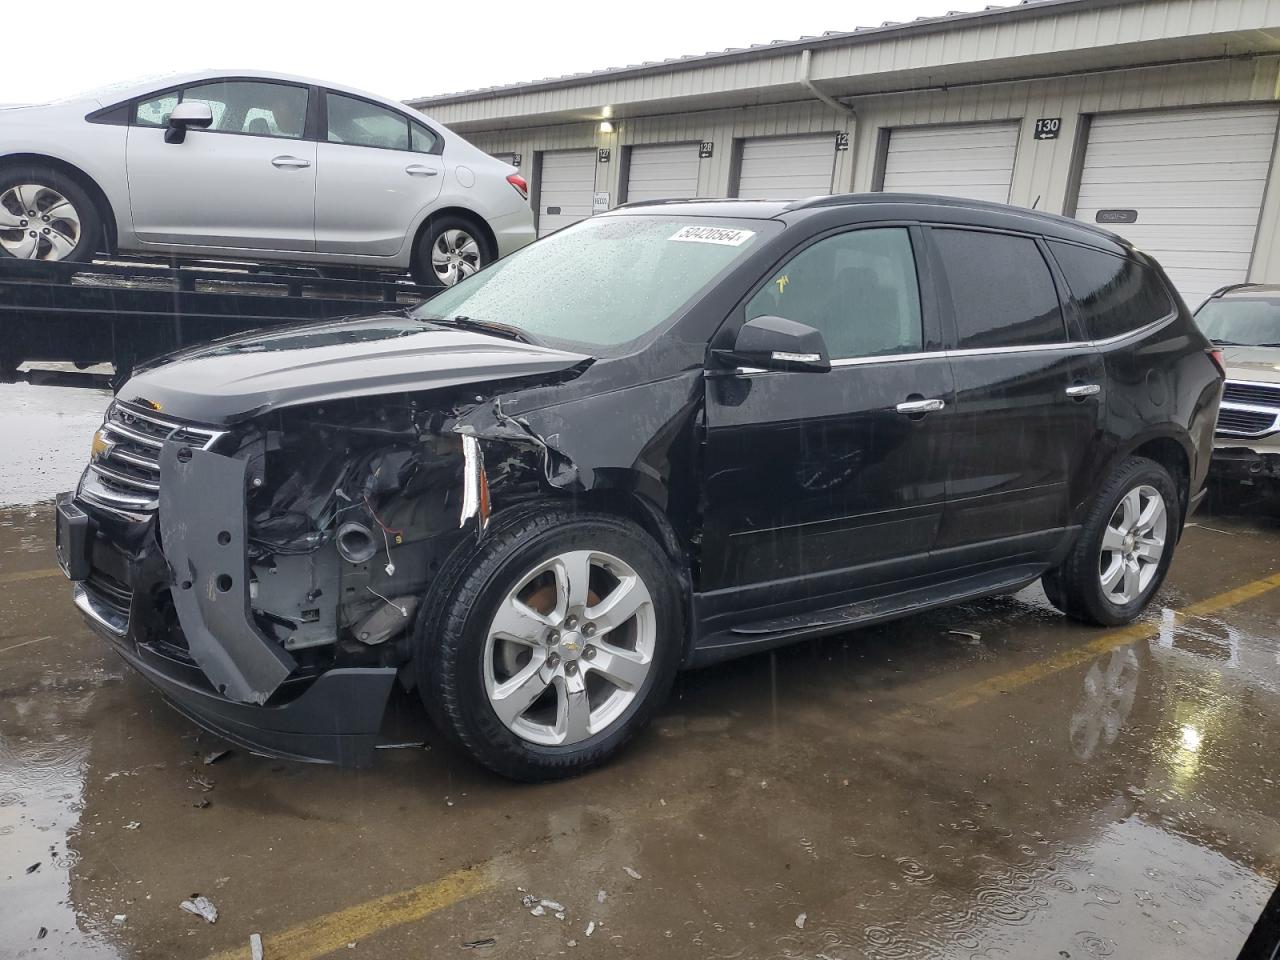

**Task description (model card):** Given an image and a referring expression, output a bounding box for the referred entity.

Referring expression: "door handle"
[271,156,311,168]
[1065,383,1101,398]
[405,164,439,176]
[895,398,946,415]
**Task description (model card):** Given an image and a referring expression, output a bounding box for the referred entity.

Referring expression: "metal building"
[409,0,1280,306]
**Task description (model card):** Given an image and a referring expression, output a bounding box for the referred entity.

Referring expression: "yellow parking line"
[207,864,493,960]
[0,567,63,585]
[923,570,1280,714]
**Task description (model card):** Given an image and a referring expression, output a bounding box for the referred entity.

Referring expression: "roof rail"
[1207,282,1259,299]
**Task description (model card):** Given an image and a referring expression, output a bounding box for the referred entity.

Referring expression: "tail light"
[1208,348,1226,379]
[506,173,529,201]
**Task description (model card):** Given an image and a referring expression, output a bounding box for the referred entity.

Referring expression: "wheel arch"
[412,206,497,262]
[0,152,117,252]
[1122,432,1192,532]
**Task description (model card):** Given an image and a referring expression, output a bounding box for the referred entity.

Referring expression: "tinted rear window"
[1048,242,1174,341]
[933,229,1066,349]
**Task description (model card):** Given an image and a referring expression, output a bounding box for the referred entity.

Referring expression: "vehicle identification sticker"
[669,225,755,246]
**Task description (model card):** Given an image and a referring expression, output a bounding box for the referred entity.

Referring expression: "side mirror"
[165,102,214,144]
[714,315,831,373]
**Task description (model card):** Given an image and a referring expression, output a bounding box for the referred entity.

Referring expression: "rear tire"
[0,165,102,262]
[1042,456,1179,626]
[411,215,493,288]
[415,507,682,781]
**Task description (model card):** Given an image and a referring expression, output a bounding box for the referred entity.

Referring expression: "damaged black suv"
[58,195,1223,780]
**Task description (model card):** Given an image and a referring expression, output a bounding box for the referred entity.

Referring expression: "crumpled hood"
[1221,346,1280,384]
[119,315,591,423]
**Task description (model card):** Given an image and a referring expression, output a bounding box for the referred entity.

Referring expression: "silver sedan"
[0,70,535,286]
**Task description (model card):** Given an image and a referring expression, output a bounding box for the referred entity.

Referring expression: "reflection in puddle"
[0,671,122,957]
[1070,648,1140,761]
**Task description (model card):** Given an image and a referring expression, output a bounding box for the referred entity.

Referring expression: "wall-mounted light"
[599,120,615,134]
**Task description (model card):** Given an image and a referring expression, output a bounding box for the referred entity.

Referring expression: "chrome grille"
[1223,381,1280,408]
[80,402,225,514]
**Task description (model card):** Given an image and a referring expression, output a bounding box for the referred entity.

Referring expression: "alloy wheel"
[482,549,656,746]
[1098,484,1167,606]
[430,228,481,285]
[0,184,81,260]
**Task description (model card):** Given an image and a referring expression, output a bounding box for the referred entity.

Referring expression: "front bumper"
[62,459,398,768]
[1209,446,1280,484]
[74,584,395,765]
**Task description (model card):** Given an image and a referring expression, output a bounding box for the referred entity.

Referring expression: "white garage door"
[626,143,700,203]
[736,134,836,199]
[882,122,1019,204]
[537,149,595,237]
[1075,105,1280,307]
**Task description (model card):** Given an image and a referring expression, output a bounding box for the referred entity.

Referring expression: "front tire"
[416,508,682,781]
[0,165,102,262]
[411,215,492,288]
[1042,456,1179,626]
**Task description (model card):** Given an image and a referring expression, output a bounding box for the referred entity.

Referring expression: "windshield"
[1196,297,1280,346]
[413,215,772,353]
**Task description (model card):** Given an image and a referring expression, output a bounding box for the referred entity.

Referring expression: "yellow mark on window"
[775,275,790,294]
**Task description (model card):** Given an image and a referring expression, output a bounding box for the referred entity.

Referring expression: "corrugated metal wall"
[460,54,1280,284]
[416,0,1280,128]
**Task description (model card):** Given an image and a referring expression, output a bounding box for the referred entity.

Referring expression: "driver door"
[700,225,954,607]
[125,79,316,252]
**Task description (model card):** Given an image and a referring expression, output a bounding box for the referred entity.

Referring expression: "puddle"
[0,669,123,957]
[0,382,110,508]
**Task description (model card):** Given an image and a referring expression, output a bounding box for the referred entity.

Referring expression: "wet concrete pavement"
[3,387,1280,959]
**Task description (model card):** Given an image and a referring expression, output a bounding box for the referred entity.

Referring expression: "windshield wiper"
[1210,339,1243,346]
[420,315,538,345]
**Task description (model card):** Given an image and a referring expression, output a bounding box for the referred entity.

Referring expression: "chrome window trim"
[1087,311,1177,348]
[723,309,1181,376]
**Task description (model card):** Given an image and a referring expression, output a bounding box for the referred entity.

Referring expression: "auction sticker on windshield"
[669,225,756,246]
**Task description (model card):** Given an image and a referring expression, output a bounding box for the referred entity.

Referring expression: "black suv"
[58,195,1223,780]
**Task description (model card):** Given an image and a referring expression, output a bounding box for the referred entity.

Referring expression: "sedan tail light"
[506,173,529,201]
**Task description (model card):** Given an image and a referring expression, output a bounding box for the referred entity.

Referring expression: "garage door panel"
[626,143,700,203]
[1078,181,1274,206]
[1081,144,1274,168]
[736,134,836,200]
[882,122,1019,205]
[1074,104,1279,306]
[1080,165,1273,188]
[1073,207,1262,228]
[538,150,595,237]
[1086,112,1279,141]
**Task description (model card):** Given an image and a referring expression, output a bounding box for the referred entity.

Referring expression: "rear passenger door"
[928,227,1105,562]
[314,92,445,257]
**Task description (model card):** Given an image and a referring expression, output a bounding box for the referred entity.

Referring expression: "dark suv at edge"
[58,194,1223,780]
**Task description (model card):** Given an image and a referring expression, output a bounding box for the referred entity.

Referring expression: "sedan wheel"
[483,549,656,747]
[0,183,82,261]
[1097,483,1167,606]
[430,228,481,286]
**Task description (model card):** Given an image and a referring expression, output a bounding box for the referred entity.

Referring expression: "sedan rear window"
[414,216,771,352]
